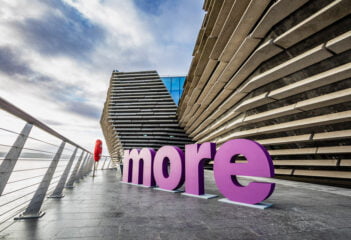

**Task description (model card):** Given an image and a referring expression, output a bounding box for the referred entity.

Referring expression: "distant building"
[100,71,192,162]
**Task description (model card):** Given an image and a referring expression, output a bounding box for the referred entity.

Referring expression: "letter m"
[122,148,156,187]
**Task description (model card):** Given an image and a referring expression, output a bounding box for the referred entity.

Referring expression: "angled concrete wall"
[101,70,193,162]
[178,0,351,183]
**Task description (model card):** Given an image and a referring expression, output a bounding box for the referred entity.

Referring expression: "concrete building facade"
[101,71,193,162]
[178,0,351,185]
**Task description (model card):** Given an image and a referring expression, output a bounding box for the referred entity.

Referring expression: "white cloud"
[0,0,204,155]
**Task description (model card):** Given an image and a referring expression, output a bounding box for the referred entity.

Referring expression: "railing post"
[0,123,32,196]
[92,159,97,177]
[48,147,78,198]
[85,155,93,176]
[15,141,65,219]
[88,155,93,175]
[90,157,95,173]
[76,153,89,180]
[101,156,107,170]
[106,157,111,169]
[65,150,85,188]
[83,154,91,177]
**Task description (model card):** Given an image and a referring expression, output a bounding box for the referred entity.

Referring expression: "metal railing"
[0,96,103,231]
[95,155,116,170]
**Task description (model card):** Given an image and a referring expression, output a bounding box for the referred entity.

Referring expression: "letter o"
[153,146,185,190]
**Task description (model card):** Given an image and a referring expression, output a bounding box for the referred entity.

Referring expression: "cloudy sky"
[0,0,204,154]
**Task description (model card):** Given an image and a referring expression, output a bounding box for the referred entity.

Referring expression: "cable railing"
[0,96,102,232]
[96,155,115,170]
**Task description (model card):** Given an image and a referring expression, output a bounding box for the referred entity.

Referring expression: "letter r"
[185,142,216,195]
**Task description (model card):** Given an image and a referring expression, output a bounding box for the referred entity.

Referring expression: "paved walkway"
[1,170,351,240]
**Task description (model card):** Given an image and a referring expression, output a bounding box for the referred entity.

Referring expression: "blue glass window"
[172,78,180,90]
[161,76,186,105]
[162,78,171,90]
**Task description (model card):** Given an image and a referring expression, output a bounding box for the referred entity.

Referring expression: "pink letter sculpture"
[121,139,275,207]
[153,146,185,191]
[213,139,275,205]
[184,143,216,197]
[122,148,156,187]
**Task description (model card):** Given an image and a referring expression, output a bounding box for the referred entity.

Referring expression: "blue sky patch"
[133,0,165,15]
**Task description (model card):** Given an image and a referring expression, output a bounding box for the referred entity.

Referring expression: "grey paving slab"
[1,170,351,240]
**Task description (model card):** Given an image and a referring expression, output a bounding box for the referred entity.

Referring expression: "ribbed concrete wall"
[178,0,351,183]
[101,71,193,162]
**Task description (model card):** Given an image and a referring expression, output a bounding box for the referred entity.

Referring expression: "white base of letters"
[218,198,273,209]
[181,193,218,199]
[120,181,154,188]
[154,188,184,193]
